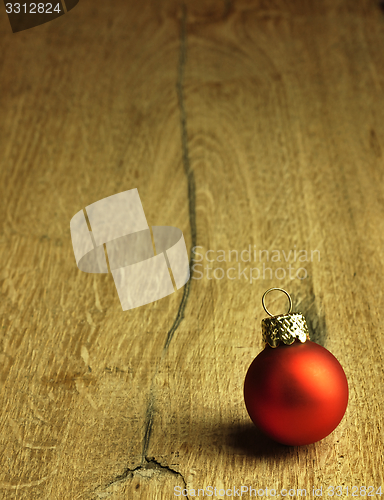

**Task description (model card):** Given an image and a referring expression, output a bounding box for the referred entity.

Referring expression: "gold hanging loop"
[262,287,293,317]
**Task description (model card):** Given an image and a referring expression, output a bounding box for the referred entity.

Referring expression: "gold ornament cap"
[261,288,310,348]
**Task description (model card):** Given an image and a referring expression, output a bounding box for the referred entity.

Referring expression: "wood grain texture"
[1,0,384,498]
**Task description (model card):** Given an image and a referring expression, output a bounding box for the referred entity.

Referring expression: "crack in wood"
[223,0,233,19]
[161,0,197,355]
[141,391,155,461]
[95,4,196,496]
[141,0,197,463]
[95,457,188,499]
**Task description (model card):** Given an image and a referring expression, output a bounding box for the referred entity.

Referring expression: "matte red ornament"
[244,288,349,446]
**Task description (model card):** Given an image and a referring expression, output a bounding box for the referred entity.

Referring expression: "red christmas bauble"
[244,340,349,446]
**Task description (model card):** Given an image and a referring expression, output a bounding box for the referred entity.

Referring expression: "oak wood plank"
[1,0,384,498]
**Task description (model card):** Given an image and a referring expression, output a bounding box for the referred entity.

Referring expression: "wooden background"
[0,0,384,498]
